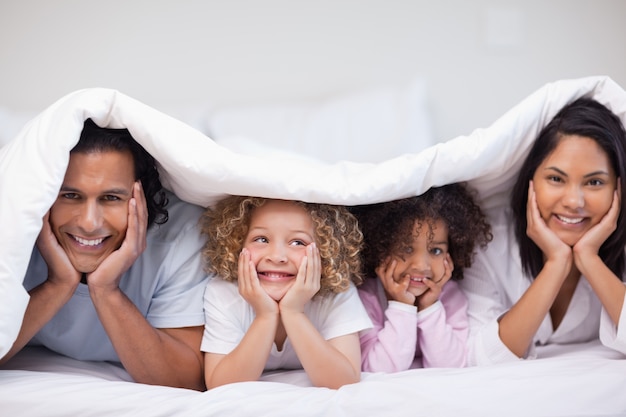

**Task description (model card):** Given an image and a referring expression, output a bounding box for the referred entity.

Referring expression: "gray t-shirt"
[24,192,208,363]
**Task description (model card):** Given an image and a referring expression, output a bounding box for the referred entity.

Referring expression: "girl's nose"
[267,243,288,263]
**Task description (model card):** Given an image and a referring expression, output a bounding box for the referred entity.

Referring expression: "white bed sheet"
[1,342,624,417]
[1,76,626,416]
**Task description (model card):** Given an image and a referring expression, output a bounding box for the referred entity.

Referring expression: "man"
[0,119,207,390]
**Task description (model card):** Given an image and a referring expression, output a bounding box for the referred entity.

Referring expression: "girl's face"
[532,135,617,247]
[244,200,316,301]
[391,219,449,298]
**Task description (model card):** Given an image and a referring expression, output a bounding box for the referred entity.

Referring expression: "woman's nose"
[563,184,585,209]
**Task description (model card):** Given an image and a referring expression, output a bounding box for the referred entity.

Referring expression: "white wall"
[1,0,625,141]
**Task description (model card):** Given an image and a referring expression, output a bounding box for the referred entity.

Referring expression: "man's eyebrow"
[59,185,131,195]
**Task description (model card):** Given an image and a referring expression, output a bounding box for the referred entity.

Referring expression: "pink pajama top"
[358,278,469,372]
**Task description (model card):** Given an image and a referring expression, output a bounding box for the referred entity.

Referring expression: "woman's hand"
[376,257,415,305]
[574,186,620,256]
[526,181,572,265]
[574,184,620,272]
[279,243,321,314]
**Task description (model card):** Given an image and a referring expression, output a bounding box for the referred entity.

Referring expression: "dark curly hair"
[200,196,364,296]
[71,119,168,227]
[352,183,492,280]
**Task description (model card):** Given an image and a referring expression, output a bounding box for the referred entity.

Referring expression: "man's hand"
[87,182,148,291]
[36,211,81,290]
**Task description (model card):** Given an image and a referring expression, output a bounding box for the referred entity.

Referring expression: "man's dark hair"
[71,119,168,227]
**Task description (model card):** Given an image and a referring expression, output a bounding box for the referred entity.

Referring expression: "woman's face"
[532,135,617,247]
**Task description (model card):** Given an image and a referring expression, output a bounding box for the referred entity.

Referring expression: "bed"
[1,76,625,416]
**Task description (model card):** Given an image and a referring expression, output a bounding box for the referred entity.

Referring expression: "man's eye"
[61,193,79,199]
[102,195,121,201]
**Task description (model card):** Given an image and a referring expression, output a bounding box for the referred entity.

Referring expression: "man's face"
[49,150,136,273]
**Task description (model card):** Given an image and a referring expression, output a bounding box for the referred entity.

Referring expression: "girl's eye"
[430,247,444,256]
[253,237,268,244]
[290,240,306,246]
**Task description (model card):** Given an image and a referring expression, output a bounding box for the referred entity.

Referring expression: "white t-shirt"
[460,206,626,365]
[202,278,373,371]
[23,192,208,363]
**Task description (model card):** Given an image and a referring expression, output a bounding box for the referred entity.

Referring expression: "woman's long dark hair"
[511,98,626,279]
[71,119,168,227]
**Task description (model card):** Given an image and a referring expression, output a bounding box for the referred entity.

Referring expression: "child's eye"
[430,247,444,256]
[290,240,307,246]
[253,237,268,244]
[402,246,413,254]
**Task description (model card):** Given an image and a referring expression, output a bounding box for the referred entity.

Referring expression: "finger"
[133,182,148,249]
[308,243,321,287]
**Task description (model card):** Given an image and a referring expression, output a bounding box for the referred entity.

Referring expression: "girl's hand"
[526,181,572,263]
[574,184,621,267]
[376,257,415,305]
[238,248,279,316]
[279,243,321,314]
[416,254,453,310]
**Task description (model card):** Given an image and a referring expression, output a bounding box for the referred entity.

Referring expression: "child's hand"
[279,243,321,314]
[376,258,416,306]
[238,248,279,316]
[416,254,453,310]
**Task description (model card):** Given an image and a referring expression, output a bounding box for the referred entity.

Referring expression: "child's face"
[244,200,316,301]
[390,219,449,298]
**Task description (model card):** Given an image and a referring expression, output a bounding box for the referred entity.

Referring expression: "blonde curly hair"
[200,196,363,295]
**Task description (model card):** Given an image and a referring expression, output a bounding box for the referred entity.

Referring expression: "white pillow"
[205,78,435,163]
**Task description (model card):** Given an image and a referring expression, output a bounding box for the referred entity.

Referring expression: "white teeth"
[74,236,104,246]
[410,277,425,282]
[556,215,584,224]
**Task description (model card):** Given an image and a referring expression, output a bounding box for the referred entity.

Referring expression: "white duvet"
[1,76,626,416]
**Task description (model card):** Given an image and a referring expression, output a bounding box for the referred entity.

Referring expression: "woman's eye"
[547,175,563,183]
[587,178,605,186]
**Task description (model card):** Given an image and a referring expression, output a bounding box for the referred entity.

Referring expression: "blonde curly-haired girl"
[199,196,372,390]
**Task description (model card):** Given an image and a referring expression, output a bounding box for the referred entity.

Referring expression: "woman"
[461,98,626,365]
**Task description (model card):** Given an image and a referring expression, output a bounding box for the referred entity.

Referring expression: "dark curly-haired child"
[352,183,492,372]
[199,197,372,389]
